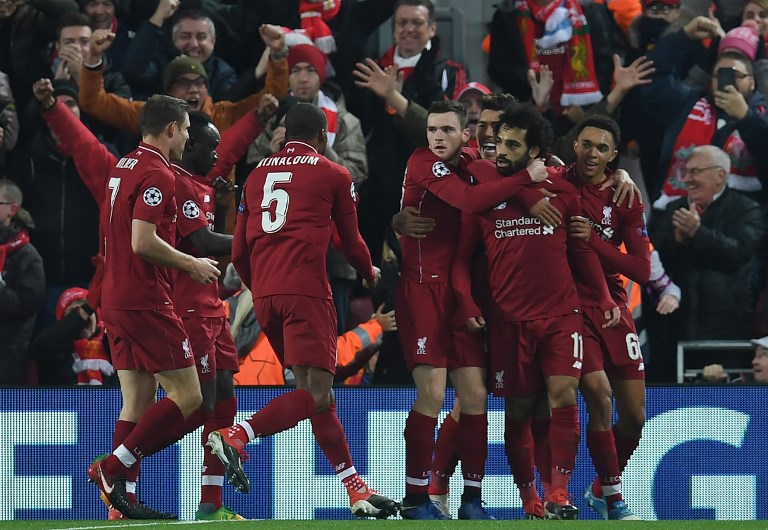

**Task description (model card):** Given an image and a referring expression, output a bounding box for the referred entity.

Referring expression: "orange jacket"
[79,59,288,134]
[231,309,383,386]
[621,241,654,316]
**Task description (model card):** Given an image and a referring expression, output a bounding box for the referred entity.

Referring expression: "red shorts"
[182,315,240,382]
[253,295,337,373]
[450,326,488,371]
[102,308,195,373]
[581,306,645,380]
[396,280,455,371]
[488,313,583,398]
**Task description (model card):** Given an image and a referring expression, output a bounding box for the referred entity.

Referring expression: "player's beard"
[496,152,530,176]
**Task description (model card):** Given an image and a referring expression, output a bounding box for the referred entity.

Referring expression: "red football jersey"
[565,166,651,307]
[171,164,224,317]
[233,140,374,298]
[453,162,613,323]
[101,142,177,310]
[399,148,534,283]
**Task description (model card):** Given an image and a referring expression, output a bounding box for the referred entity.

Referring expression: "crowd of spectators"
[1,0,767,386]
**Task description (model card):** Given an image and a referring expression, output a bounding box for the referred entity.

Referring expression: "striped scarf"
[514,0,602,112]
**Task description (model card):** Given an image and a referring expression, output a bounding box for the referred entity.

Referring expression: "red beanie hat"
[56,287,88,321]
[288,44,327,83]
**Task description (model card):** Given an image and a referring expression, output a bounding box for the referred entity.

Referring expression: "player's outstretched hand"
[526,158,548,183]
[392,206,436,239]
[466,316,486,332]
[529,189,561,227]
[602,306,621,328]
[600,168,643,208]
[189,257,220,285]
[568,215,591,241]
[363,266,381,289]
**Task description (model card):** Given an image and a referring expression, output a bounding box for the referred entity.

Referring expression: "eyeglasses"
[682,165,722,177]
[172,76,206,89]
[712,68,752,81]
[646,3,680,12]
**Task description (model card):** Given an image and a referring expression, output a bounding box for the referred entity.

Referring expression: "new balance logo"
[638,362,645,371]
[416,337,427,355]
[494,202,507,210]
[542,225,554,235]
[572,360,583,369]
[335,462,347,471]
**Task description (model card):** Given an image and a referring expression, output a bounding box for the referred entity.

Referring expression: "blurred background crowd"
[1,0,767,387]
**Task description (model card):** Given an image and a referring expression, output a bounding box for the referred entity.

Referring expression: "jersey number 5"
[108,177,121,222]
[261,171,293,233]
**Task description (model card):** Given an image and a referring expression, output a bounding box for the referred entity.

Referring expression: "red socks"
[531,417,551,498]
[549,406,580,495]
[587,428,622,507]
[404,410,437,497]
[201,397,237,509]
[113,420,138,503]
[504,417,537,502]
[244,389,315,438]
[311,403,354,476]
[614,425,641,472]
[104,398,187,476]
[458,412,487,499]
[429,414,459,495]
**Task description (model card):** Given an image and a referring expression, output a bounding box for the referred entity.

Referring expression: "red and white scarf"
[298,0,341,53]
[515,0,602,112]
[0,228,30,272]
[316,90,338,147]
[655,97,761,209]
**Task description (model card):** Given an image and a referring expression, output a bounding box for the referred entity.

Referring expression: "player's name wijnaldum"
[257,155,320,168]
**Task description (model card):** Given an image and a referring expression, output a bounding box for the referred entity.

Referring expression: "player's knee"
[421,384,446,411]
[458,386,488,413]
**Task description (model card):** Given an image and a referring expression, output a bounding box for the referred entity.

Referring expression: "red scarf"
[0,228,30,272]
[298,0,341,53]
[379,45,418,84]
[662,97,761,199]
[515,0,602,113]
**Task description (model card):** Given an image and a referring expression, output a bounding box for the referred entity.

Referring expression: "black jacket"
[358,35,463,257]
[20,131,100,286]
[0,219,45,385]
[651,188,765,339]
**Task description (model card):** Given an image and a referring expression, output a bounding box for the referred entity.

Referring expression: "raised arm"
[35,78,116,205]
[81,30,142,133]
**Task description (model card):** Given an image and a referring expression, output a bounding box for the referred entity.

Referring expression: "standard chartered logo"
[495,217,554,239]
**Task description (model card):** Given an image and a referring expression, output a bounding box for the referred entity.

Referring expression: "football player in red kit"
[397,100,552,520]
[207,103,399,519]
[565,116,649,521]
[453,104,619,520]
[88,95,221,519]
